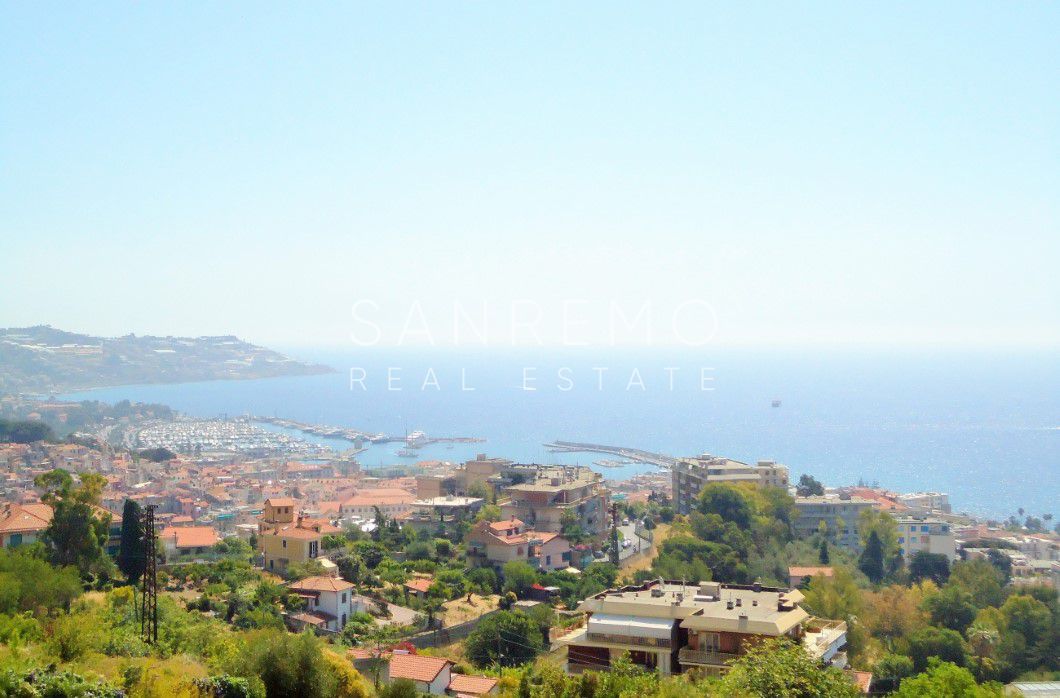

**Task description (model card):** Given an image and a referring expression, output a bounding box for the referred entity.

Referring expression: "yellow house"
[257,497,326,573]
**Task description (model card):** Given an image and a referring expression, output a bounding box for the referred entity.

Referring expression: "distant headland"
[0,325,334,394]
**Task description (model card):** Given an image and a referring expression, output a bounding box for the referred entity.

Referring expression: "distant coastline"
[0,325,334,394]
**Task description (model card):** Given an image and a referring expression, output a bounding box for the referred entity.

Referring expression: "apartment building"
[416,454,515,499]
[896,517,957,562]
[499,465,608,538]
[672,454,789,515]
[793,496,876,551]
[554,579,847,675]
[403,495,484,533]
[467,518,572,571]
[896,492,951,514]
[338,488,416,520]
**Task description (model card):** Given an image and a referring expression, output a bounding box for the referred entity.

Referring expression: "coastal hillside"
[0,325,333,393]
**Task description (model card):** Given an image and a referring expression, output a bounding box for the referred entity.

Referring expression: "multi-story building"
[793,496,876,551]
[416,454,514,499]
[896,492,951,514]
[499,465,608,538]
[896,516,957,562]
[554,579,848,675]
[257,497,339,573]
[672,455,789,515]
[403,495,484,533]
[338,488,415,520]
[467,518,572,571]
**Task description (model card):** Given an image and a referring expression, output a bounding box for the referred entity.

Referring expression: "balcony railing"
[586,632,671,648]
[677,647,740,666]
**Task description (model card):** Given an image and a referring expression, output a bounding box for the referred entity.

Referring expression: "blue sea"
[63,347,1059,520]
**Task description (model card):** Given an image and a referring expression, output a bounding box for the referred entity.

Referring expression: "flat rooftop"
[412,496,483,507]
[577,580,810,636]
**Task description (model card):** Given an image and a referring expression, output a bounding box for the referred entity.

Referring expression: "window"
[898,537,904,543]
[342,593,347,604]
[282,539,287,548]
[921,525,929,532]
[9,533,22,547]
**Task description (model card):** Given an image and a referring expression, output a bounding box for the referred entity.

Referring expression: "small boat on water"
[772,399,782,408]
[396,448,418,458]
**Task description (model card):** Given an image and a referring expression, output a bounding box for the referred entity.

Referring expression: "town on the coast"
[1,394,1057,696]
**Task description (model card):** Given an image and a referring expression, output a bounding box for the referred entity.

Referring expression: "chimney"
[726,600,734,610]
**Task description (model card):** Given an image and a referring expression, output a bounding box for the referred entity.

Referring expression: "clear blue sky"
[2,3,1057,347]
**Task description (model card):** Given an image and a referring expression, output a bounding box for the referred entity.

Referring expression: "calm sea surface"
[64,348,1059,519]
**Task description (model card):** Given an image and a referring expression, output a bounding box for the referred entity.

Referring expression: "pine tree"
[117,499,146,586]
[818,537,830,565]
[859,530,885,583]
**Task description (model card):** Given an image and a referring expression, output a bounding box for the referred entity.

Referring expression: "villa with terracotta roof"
[257,497,332,573]
[468,517,572,571]
[159,525,220,556]
[386,653,452,695]
[404,577,433,599]
[0,502,53,548]
[287,575,363,631]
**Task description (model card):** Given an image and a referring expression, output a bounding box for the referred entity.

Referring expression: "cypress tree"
[818,537,830,565]
[859,530,885,583]
[117,499,146,586]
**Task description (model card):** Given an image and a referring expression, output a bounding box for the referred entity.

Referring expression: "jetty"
[543,440,678,468]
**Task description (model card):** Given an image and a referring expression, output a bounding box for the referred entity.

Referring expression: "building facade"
[793,496,876,551]
[467,518,572,571]
[287,575,362,631]
[897,517,957,562]
[554,579,847,676]
[499,466,608,538]
[672,455,789,515]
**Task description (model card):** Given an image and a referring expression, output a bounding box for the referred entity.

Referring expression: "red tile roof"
[289,576,354,593]
[0,503,52,534]
[448,674,498,695]
[788,566,834,579]
[405,578,433,593]
[160,526,219,549]
[388,653,451,683]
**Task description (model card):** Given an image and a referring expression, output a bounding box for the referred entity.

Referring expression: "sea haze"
[64,347,1059,520]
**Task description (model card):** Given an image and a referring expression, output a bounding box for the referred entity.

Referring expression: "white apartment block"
[897,517,957,562]
[896,492,951,514]
[672,455,790,515]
